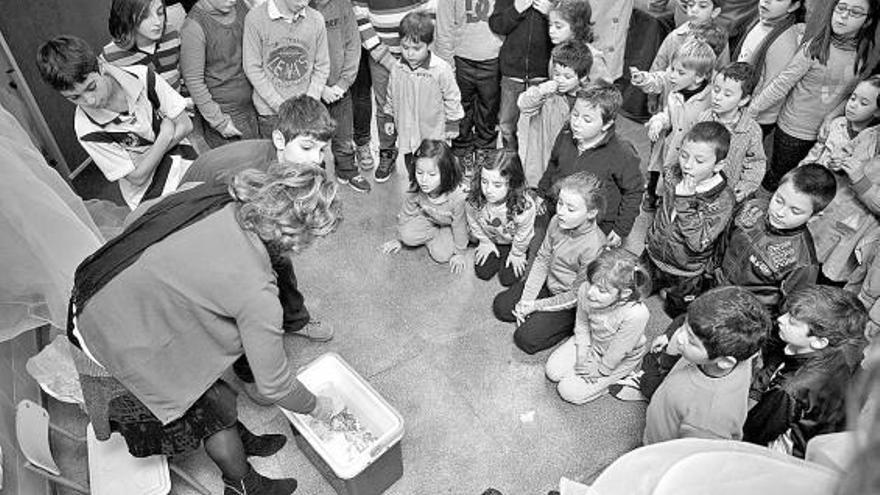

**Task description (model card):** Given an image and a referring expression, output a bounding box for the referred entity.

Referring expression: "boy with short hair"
[243,0,330,138]
[698,61,766,201]
[715,164,837,316]
[36,35,195,210]
[536,84,643,247]
[643,286,770,444]
[383,11,464,182]
[435,0,503,174]
[632,38,717,210]
[518,41,593,187]
[745,286,868,457]
[650,0,729,73]
[310,0,371,193]
[644,121,735,318]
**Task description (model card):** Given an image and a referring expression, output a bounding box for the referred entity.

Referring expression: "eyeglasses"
[834,3,869,19]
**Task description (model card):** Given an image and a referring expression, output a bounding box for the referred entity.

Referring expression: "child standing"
[435,0,503,174]
[180,0,260,149]
[493,172,607,354]
[517,41,593,187]
[536,85,643,248]
[744,286,868,458]
[643,286,770,444]
[489,0,553,152]
[382,140,469,273]
[467,150,536,286]
[698,62,766,201]
[104,0,185,92]
[735,0,805,137]
[310,0,371,193]
[545,249,651,404]
[748,0,879,192]
[803,76,880,284]
[644,121,736,318]
[650,0,729,73]
[37,36,195,210]
[243,0,330,138]
[384,11,464,183]
[545,0,612,84]
[715,164,837,316]
[632,39,717,209]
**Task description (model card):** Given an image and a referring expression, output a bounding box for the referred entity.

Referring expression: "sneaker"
[291,320,334,342]
[356,142,374,170]
[474,148,497,168]
[374,150,397,183]
[609,372,647,402]
[641,191,659,212]
[337,174,371,193]
[458,152,476,191]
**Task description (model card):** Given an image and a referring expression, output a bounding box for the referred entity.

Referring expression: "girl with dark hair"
[736,0,807,137]
[466,150,536,286]
[382,139,469,273]
[103,0,184,92]
[749,0,879,191]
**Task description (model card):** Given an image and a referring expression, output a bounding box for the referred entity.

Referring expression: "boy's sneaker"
[290,320,334,342]
[609,371,647,402]
[356,143,374,170]
[458,152,476,191]
[337,174,371,193]
[374,150,398,183]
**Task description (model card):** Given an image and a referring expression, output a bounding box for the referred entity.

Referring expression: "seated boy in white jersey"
[37,35,195,210]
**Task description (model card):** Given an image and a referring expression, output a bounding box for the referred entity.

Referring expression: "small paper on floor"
[519,410,535,423]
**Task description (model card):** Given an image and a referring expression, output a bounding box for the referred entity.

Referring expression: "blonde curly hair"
[230,162,341,254]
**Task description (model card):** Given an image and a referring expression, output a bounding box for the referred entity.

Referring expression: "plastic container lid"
[282,352,404,480]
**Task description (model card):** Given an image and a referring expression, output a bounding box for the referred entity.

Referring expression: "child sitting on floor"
[493,171,607,354]
[643,121,736,318]
[518,41,593,187]
[382,139,468,273]
[698,61,767,201]
[545,249,651,405]
[643,286,770,445]
[744,285,868,458]
[802,75,880,285]
[466,150,536,286]
[715,164,837,316]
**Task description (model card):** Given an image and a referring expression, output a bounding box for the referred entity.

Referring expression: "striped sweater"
[352,0,435,69]
[102,28,183,92]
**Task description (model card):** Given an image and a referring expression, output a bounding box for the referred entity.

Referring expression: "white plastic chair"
[15,399,210,495]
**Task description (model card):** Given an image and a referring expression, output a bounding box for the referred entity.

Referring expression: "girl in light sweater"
[748,0,879,191]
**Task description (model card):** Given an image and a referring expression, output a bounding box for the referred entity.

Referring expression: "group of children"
[33,0,880,475]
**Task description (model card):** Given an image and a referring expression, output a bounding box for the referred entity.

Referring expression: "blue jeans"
[368,57,397,153]
[352,48,372,147]
[498,76,544,151]
[327,92,357,180]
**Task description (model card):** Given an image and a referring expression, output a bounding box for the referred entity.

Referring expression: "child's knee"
[557,376,604,405]
[492,291,517,322]
[426,229,454,263]
[544,362,568,383]
[513,326,541,354]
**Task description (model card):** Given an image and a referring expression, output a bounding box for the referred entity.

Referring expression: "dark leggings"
[761,127,815,192]
[475,244,520,286]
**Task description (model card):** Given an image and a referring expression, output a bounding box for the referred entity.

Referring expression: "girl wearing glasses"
[748,0,878,192]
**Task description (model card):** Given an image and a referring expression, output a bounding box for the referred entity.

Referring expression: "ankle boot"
[223,464,297,495]
[238,421,287,457]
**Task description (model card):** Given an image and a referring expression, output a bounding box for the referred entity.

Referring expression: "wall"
[0,331,50,495]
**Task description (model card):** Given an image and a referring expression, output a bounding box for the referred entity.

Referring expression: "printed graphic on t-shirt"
[266,39,311,87]
[465,0,492,23]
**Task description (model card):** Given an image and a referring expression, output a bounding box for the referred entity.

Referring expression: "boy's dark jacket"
[488,0,552,79]
[715,195,819,315]
[537,125,643,237]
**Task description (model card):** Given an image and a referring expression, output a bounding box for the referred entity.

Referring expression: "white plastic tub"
[282,352,404,495]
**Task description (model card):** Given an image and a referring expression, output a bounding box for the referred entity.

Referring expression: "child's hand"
[383,122,395,137]
[733,186,749,202]
[219,119,243,139]
[381,239,402,254]
[606,231,622,248]
[650,334,669,353]
[514,300,536,325]
[444,129,459,143]
[629,66,648,87]
[532,0,552,14]
[449,253,467,274]
[838,156,868,184]
[321,85,344,104]
[676,174,697,196]
[474,242,500,265]
[534,195,546,216]
[646,117,665,142]
[506,252,528,278]
[514,0,533,13]
[538,80,559,96]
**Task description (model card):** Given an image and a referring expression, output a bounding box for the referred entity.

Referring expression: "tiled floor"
[55,115,671,495]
